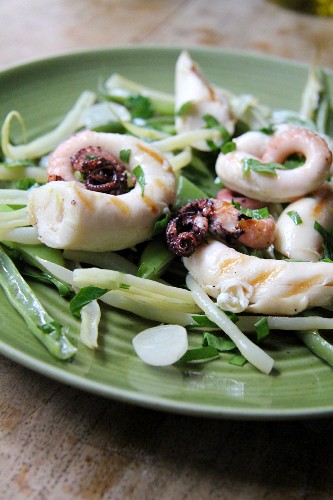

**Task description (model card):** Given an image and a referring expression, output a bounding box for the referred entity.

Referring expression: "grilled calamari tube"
[184,239,333,315]
[28,131,177,252]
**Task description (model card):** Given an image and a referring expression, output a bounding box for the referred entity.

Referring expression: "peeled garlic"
[132,324,188,366]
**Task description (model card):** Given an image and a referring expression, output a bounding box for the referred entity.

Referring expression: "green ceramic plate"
[1,46,333,420]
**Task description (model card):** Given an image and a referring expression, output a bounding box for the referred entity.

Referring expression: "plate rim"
[0,43,319,74]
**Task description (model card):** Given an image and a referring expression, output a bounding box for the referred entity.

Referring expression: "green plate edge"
[1,45,333,420]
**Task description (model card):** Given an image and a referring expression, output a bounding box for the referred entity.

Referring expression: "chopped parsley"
[232,200,270,220]
[242,155,305,177]
[70,286,108,317]
[314,220,333,261]
[202,331,236,351]
[176,101,193,117]
[287,210,303,225]
[133,165,145,196]
[221,140,236,154]
[229,352,247,367]
[120,149,131,163]
[260,125,275,135]
[255,317,270,343]
[125,95,154,119]
[180,345,220,363]
[242,158,286,176]
[203,114,230,151]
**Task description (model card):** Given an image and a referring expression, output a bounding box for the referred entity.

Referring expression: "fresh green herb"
[15,178,40,190]
[120,149,131,163]
[202,331,236,351]
[242,158,286,176]
[203,114,220,128]
[232,200,270,220]
[133,165,145,196]
[260,125,275,135]
[287,210,303,225]
[224,310,240,323]
[255,317,270,343]
[189,312,238,330]
[314,220,333,260]
[125,95,154,119]
[176,101,193,117]
[180,345,220,363]
[70,286,108,317]
[3,241,71,296]
[190,314,218,329]
[203,114,230,151]
[229,352,247,366]
[221,141,236,154]
[244,207,270,220]
[21,266,71,297]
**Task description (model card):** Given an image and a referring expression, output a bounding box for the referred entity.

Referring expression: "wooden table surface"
[1,1,333,499]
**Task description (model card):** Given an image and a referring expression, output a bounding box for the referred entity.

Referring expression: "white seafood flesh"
[184,239,333,315]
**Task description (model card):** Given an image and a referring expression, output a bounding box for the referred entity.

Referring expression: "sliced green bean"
[0,245,76,360]
[298,330,333,368]
[138,240,174,280]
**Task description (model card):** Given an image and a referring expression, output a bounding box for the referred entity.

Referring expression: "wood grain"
[1,0,333,498]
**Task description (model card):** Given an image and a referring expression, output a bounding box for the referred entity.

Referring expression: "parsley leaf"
[314,220,333,260]
[255,317,270,343]
[221,140,236,154]
[70,286,108,317]
[242,158,286,176]
[287,210,303,225]
[125,95,154,119]
[133,165,145,196]
[202,331,236,351]
[231,199,270,220]
[229,352,247,367]
[176,101,193,117]
[120,149,131,163]
[243,207,270,220]
[180,345,220,363]
[203,113,230,151]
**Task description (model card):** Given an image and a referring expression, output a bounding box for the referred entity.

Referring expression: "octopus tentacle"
[70,146,128,195]
[166,198,276,257]
[166,211,209,257]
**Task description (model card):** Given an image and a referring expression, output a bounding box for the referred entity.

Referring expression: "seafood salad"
[1,50,333,374]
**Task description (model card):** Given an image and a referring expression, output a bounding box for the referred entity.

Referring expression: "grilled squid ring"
[28,130,176,251]
[216,126,332,203]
